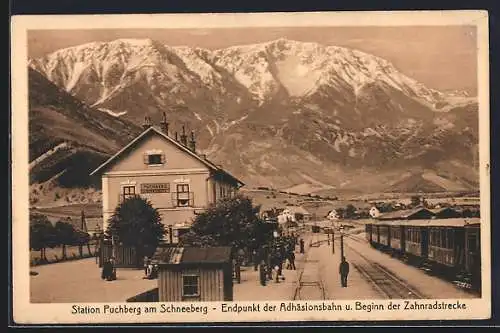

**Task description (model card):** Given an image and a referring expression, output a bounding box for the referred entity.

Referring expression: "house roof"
[430,207,460,214]
[373,218,480,227]
[377,207,434,220]
[154,246,232,265]
[89,126,244,187]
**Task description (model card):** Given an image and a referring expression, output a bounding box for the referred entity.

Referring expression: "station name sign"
[140,183,170,193]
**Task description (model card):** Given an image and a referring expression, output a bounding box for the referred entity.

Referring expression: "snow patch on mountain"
[98,108,127,117]
[193,112,202,121]
[30,37,473,111]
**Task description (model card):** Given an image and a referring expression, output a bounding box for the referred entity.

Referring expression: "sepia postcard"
[11,10,491,324]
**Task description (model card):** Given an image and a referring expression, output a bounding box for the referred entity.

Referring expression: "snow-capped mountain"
[29,38,479,192]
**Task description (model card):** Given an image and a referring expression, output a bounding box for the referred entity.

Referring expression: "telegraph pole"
[340,225,344,260]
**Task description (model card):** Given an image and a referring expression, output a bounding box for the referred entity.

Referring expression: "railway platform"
[293,230,478,300]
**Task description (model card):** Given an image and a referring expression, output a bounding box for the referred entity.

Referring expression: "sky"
[28,26,478,95]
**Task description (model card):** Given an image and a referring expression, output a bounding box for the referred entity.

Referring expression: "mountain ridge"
[28,38,479,194]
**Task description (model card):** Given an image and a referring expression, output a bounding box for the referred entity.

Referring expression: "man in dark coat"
[339,256,350,287]
[299,239,305,254]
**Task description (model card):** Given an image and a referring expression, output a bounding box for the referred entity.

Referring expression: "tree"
[294,213,304,222]
[73,230,91,257]
[54,219,76,260]
[345,204,356,219]
[411,195,422,207]
[179,194,267,253]
[30,213,57,262]
[107,196,165,258]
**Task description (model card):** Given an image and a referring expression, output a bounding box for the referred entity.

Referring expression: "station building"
[90,115,244,243]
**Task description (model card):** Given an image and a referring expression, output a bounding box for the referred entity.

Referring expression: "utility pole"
[340,225,344,260]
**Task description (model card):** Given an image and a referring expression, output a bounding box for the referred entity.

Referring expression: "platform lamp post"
[94,224,102,264]
[340,225,345,260]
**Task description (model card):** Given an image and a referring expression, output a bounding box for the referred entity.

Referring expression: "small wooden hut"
[153,246,233,302]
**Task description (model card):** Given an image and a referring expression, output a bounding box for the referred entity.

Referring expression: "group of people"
[254,235,300,286]
[143,256,158,280]
[253,233,351,288]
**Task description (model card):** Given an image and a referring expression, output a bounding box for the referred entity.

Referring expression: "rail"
[344,234,426,299]
[293,238,327,300]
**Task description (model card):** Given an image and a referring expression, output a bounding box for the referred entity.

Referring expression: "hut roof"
[154,246,232,265]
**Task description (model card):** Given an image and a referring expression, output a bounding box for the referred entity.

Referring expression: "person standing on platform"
[259,260,267,286]
[109,256,117,281]
[288,250,296,270]
[143,256,150,276]
[299,238,305,254]
[339,256,350,287]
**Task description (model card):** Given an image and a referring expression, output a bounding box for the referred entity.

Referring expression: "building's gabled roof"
[376,207,435,220]
[89,126,244,187]
[154,246,232,265]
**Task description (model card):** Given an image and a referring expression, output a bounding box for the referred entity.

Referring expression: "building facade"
[90,122,244,243]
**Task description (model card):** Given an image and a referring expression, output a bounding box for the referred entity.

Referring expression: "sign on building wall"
[140,183,170,193]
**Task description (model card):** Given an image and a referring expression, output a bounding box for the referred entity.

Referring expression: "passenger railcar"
[365,218,481,290]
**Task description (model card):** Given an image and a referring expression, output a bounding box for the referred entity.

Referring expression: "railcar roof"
[367,218,481,227]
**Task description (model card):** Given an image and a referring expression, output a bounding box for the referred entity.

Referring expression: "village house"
[326,209,340,221]
[277,205,311,224]
[90,114,244,243]
[376,207,435,221]
[430,207,462,219]
[369,206,381,219]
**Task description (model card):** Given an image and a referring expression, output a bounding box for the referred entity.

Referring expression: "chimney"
[189,130,196,152]
[160,112,169,136]
[180,125,188,146]
[142,116,152,131]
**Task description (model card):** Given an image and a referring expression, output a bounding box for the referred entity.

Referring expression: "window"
[144,151,165,165]
[182,275,199,297]
[122,185,136,200]
[148,154,163,165]
[176,184,191,207]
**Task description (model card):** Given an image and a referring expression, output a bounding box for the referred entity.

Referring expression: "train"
[365,218,481,291]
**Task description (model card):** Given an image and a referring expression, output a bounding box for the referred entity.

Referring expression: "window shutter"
[143,153,149,164]
[161,153,166,164]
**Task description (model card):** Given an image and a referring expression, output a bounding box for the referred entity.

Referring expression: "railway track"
[293,245,327,300]
[344,235,425,299]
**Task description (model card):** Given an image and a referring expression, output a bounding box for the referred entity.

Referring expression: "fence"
[99,240,142,268]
